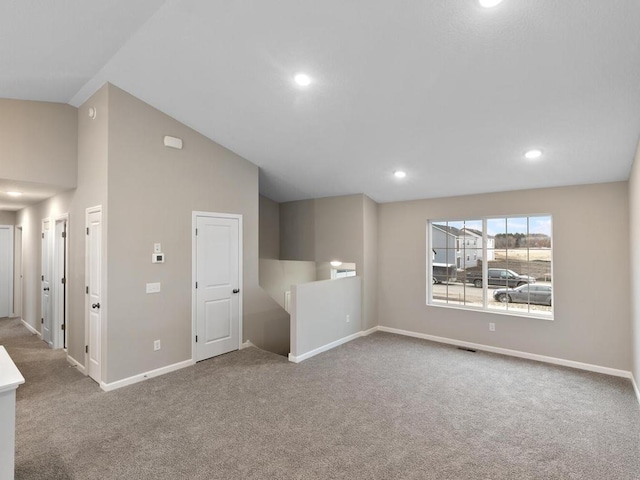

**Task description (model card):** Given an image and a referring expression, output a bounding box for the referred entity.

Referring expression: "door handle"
[92,303,101,309]
[43,287,50,292]
[232,289,240,294]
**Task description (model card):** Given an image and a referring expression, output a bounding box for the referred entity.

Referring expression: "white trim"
[288,327,378,363]
[21,318,39,336]
[240,340,254,350]
[52,213,69,350]
[66,355,86,375]
[361,326,378,336]
[41,218,51,345]
[631,375,640,406]
[85,205,104,383]
[377,326,632,379]
[11,225,23,319]
[99,359,195,392]
[191,211,244,363]
[0,225,14,319]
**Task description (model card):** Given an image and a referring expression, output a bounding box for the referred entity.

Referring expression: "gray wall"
[14,84,107,366]
[378,182,631,371]
[13,84,291,379]
[280,194,378,332]
[259,260,317,309]
[280,199,315,261]
[629,142,640,383]
[363,196,378,330]
[0,212,16,225]
[68,85,110,366]
[259,195,280,260]
[105,85,289,382]
[0,98,77,189]
[291,276,361,358]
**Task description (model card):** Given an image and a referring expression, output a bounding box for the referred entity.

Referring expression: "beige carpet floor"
[1,316,639,479]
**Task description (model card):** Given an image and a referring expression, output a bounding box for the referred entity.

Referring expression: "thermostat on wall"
[152,253,165,263]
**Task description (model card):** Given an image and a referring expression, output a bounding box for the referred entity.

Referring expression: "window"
[428,216,552,318]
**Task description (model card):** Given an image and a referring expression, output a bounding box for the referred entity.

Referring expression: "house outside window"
[428,216,553,319]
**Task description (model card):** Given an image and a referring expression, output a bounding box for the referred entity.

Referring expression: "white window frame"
[427,215,553,320]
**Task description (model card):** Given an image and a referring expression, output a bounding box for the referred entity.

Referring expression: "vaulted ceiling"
[3,0,640,203]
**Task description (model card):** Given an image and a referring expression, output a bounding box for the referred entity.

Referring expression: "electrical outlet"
[346,314,350,323]
[489,323,495,332]
[154,340,161,351]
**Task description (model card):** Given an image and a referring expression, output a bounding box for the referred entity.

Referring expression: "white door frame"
[85,205,104,383]
[41,219,52,345]
[191,211,243,362]
[0,225,14,319]
[13,226,22,319]
[53,214,69,349]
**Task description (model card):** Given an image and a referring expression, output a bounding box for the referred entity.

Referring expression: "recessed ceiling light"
[330,260,342,267]
[294,73,311,87]
[394,170,407,179]
[479,0,503,7]
[524,149,543,160]
[6,191,22,197]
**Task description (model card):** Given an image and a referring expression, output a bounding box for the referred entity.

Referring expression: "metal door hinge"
[195,282,198,289]
[61,277,66,284]
[41,318,44,324]
[195,228,198,236]
[61,324,65,331]
[62,232,66,238]
[85,345,88,354]
[86,286,89,294]
[86,227,89,235]
[195,335,198,343]
[42,275,44,281]
[42,233,44,239]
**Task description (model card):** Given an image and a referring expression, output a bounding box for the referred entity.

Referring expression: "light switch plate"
[146,282,161,294]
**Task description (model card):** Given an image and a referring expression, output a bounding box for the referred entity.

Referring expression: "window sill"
[427,301,554,321]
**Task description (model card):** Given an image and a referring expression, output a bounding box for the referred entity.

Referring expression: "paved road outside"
[432,281,552,315]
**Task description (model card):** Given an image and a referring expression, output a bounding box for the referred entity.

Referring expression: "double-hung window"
[428,216,553,319]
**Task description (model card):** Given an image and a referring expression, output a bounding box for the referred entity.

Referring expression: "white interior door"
[14,227,22,319]
[194,214,241,362]
[0,225,13,318]
[53,218,68,349]
[86,208,102,383]
[41,220,52,345]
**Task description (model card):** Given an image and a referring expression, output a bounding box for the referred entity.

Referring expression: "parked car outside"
[432,263,457,284]
[466,268,536,288]
[493,284,552,306]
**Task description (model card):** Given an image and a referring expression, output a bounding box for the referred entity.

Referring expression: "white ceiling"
[3,0,640,204]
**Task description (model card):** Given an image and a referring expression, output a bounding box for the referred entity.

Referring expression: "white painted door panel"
[41,220,52,345]
[0,226,12,318]
[87,210,102,383]
[195,215,240,362]
[53,220,67,349]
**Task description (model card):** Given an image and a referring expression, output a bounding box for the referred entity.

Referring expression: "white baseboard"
[240,340,254,350]
[288,326,378,364]
[20,318,39,336]
[631,375,640,406]
[377,326,633,379]
[100,359,195,392]
[67,355,86,375]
